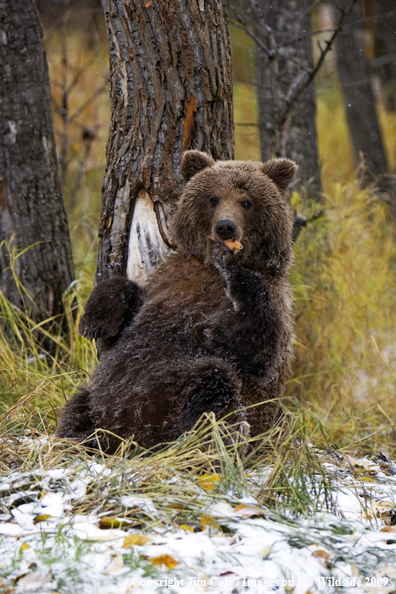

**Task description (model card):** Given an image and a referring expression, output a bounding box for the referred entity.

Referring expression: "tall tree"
[97,0,234,282]
[253,0,322,200]
[336,0,388,178]
[0,0,75,325]
[373,0,396,114]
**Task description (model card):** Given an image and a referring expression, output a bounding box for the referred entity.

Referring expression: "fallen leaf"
[234,504,265,517]
[123,534,152,547]
[200,515,217,530]
[33,514,51,524]
[20,543,30,551]
[262,545,271,557]
[150,554,179,569]
[364,499,395,522]
[312,549,330,562]
[99,517,130,529]
[381,526,396,533]
[343,455,377,474]
[198,474,220,491]
[17,571,52,587]
[180,525,194,532]
[103,555,124,574]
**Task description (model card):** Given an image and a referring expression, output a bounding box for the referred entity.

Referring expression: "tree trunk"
[97,0,234,282]
[255,0,322,200]
[335,0,388,177]
[0,0,75,325]
[373,0,396,114]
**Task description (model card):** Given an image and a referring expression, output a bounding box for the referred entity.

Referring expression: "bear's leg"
[211,240,282,381]
[179,358,247,432]
[79,278,145,356]
[56,388,96,443]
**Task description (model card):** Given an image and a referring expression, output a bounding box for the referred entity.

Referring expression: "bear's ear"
[261,158,297,191]
[181,150,215,181]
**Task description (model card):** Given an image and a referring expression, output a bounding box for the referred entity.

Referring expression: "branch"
[228,8,275,58]
[276,0,359,130]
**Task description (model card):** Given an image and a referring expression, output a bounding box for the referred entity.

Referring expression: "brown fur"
[56,151,296,453]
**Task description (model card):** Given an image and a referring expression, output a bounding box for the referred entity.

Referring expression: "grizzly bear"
[56,151,296,453]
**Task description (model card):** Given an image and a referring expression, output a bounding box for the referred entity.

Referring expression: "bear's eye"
[209,197,219,208]
[241,200,252,210]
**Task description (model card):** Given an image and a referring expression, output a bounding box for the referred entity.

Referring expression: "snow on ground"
[1,445,396,594]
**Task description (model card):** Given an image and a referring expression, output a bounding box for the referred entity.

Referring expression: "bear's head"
[171,151,297,275]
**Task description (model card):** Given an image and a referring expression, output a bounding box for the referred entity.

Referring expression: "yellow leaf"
[20,543,30,551]
[234,504,264,517]
[150,554,179,569]
[180,525,194,532]
[262,545,271,557]
[33,514,51,524]
[99,517,130,529]
[200,515,217,530]
[123,534,152,547]
[198,474,220,491]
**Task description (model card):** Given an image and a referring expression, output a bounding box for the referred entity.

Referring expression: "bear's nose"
[215,220,237,240]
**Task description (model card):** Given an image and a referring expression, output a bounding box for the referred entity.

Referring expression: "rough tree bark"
[373,0,396,113]
[336,0,388,177]
[0,0,75,324]
[254,0,322,200]
[98,0,234,282]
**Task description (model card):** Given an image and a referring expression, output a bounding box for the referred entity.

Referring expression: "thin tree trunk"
[374,0,396,114]
[336,0,388,177]
[0,0,75,325]
[98,0,234,282]
[255,0,322,200]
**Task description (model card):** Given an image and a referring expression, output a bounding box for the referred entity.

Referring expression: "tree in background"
[0,0,75,327]
[335,0,388,180]
[374,0,396,114]
[253,0,322,200]
[97,0,234,282]
[229,0,358,205]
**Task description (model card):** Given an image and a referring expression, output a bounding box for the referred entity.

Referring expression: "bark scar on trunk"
[182,95,198,151]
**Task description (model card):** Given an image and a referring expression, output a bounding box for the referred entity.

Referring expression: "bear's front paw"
[212,240,236,289]
[212,240,235,270]
[79,313,114,340]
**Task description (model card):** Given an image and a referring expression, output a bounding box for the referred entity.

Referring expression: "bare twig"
[229,8,275,58]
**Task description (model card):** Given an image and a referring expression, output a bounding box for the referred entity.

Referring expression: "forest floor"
[1,420,396,594]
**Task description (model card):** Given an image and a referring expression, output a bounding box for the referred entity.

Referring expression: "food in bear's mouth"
[208,235,243,252]
[224,238,242,252]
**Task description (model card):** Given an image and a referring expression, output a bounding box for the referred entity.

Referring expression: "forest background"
[1,0,396,456]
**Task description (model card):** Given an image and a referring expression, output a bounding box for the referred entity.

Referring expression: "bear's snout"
[215,219,237,240]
